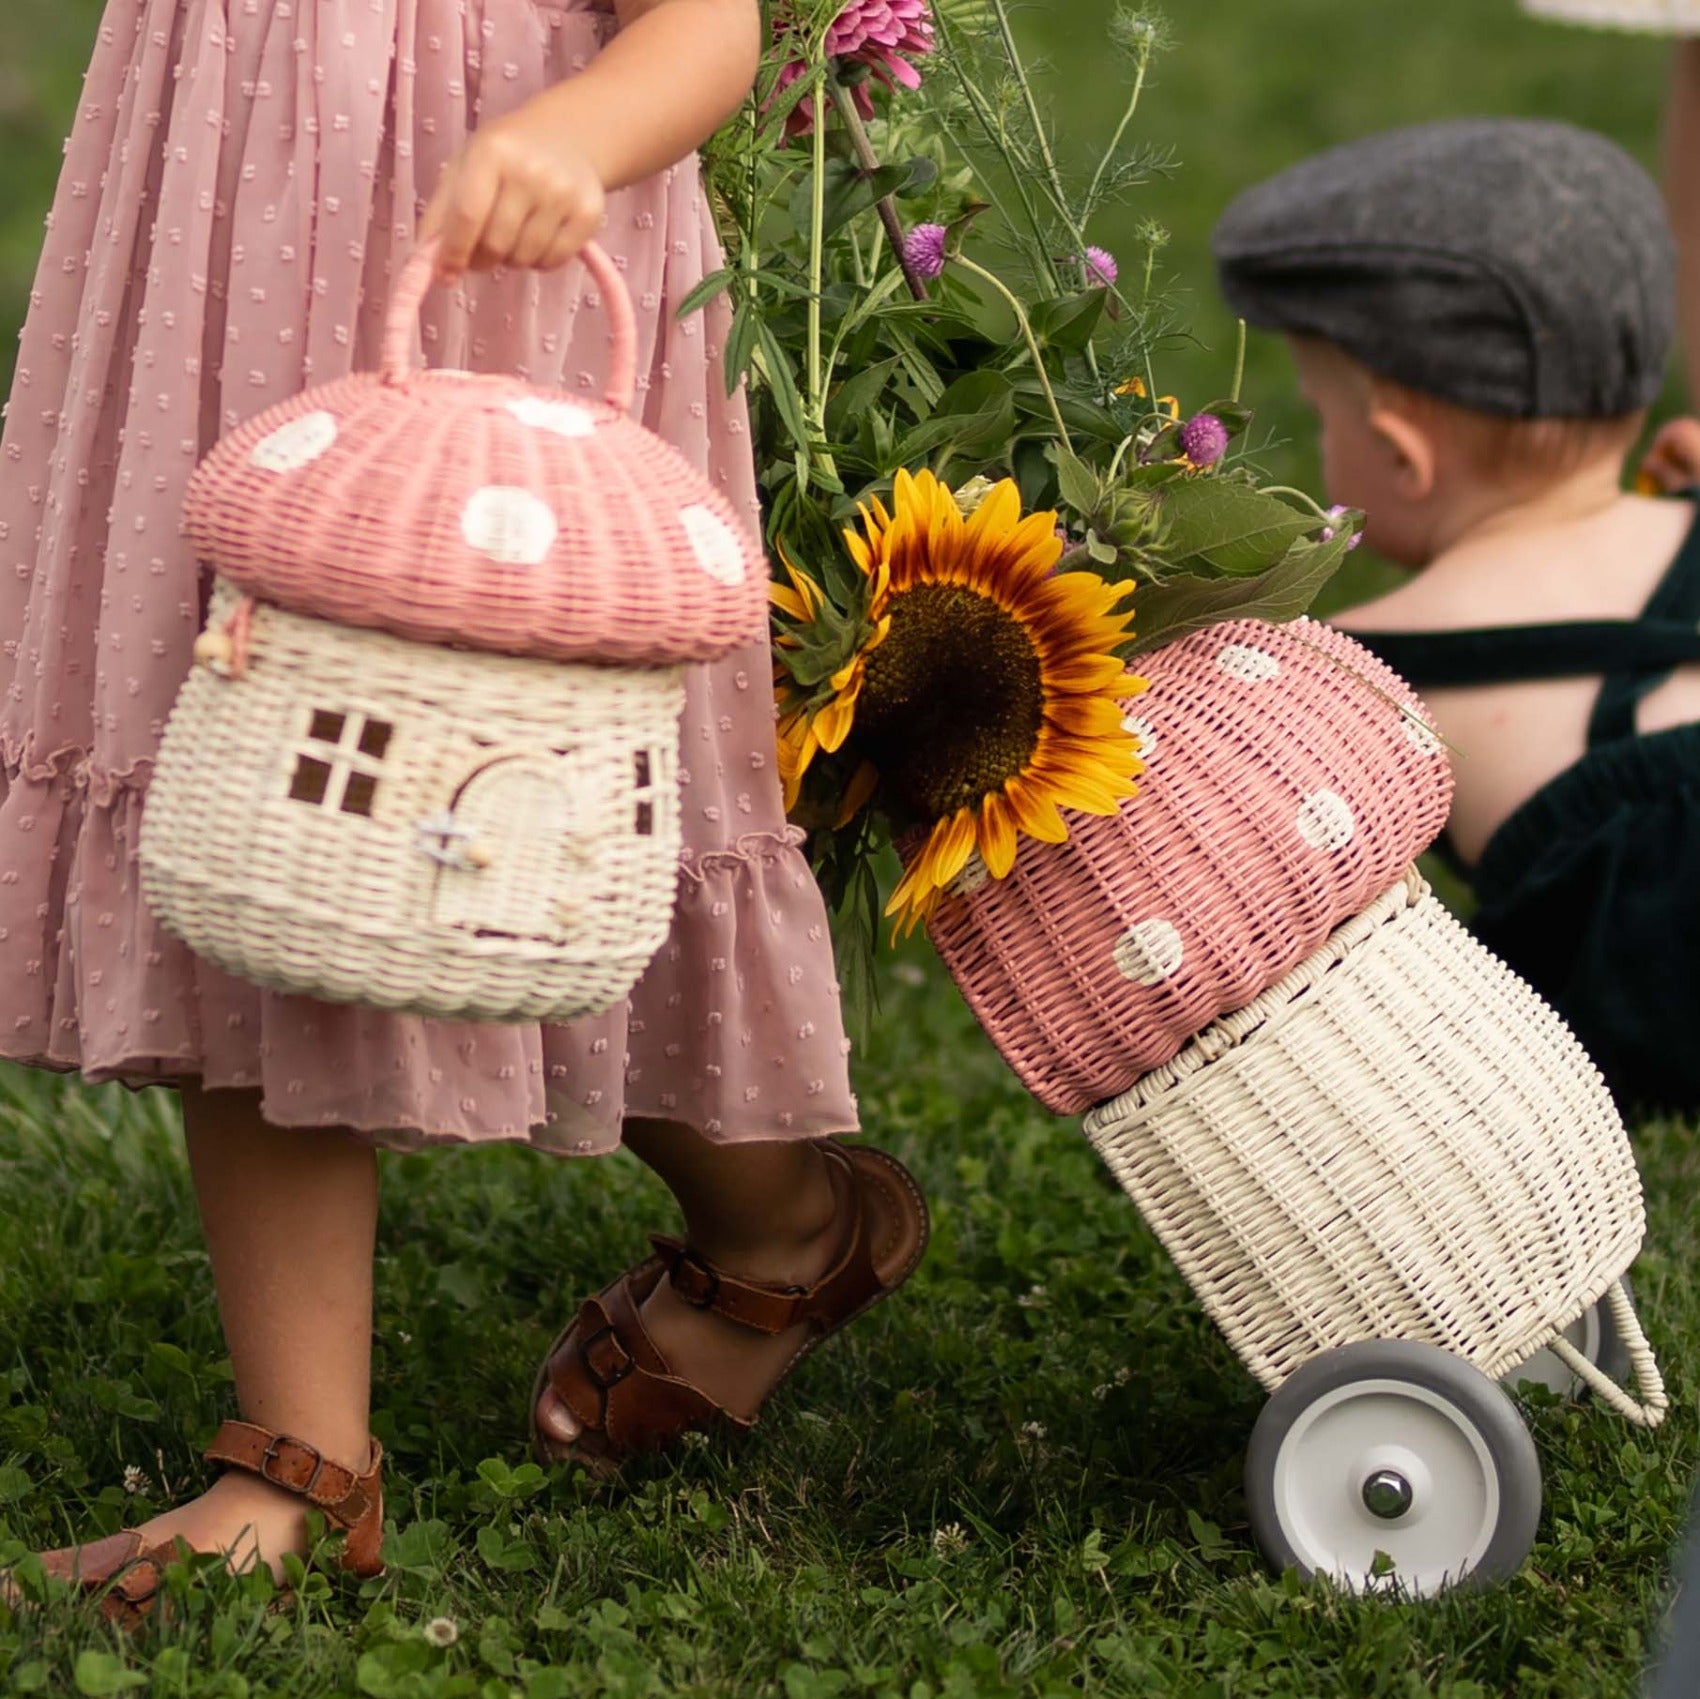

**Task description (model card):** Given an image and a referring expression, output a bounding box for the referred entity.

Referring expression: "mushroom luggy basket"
[925,615,1454,1113]
[140,242,766,1022]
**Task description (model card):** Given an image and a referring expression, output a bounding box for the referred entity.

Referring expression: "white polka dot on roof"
[676,503,744,585]
[680,503,746,586]
[1114,918,1183,986]
[461,486,558,566]
[1401,714,1443,756]
[1121,712,1158,764]
[1296,790,1356,851]
[250,410,338,473]
[1216,643,1281,682]
[506,396,597,437]
[951,850,990,897]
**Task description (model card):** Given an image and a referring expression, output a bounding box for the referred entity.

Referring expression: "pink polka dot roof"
[181,242,768,666]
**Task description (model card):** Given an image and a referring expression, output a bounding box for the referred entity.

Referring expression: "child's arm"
[420,0,760,278]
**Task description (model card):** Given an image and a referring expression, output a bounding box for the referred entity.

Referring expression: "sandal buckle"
[669,1249,721,1311]
[260,1434,325,1497]
[582,1325,636,1390]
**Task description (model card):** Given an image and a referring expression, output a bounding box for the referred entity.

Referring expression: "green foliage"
[726,6,1370,1033]
[2,962,1698,1698]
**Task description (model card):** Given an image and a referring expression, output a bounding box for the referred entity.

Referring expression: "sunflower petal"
[834,759,880,829]
[1004,776,1069,843]
[979,794,1019,878]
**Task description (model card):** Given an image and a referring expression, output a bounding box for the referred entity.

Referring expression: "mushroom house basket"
[923,615,1455,1114]
[139,242,766,1022]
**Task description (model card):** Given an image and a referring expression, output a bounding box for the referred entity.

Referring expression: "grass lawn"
[4,3,1700,1696]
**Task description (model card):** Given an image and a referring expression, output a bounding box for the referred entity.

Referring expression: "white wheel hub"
[1270,1377,1502,1595]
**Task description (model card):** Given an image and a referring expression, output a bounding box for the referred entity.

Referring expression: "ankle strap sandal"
[32,1420,384,1629]
[530,1140,929,1477]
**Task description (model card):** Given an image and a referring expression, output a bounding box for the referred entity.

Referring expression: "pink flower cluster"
[777,0,936,134]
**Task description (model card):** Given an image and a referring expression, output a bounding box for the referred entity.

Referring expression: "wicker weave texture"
[1082,872,1644,1392]
[926,618,1454,1113]
[1522,0,1700,29]
[140,582,685,1021]
[182,243,767,666]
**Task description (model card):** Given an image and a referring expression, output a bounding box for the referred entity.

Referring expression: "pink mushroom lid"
[181,242,766,666]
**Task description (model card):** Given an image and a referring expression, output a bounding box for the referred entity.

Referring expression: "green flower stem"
[829,79,928,302]
[950,254,1072,450]
[931,5,1055,286]
[808,56,829,453]
[991,0,1068,235]
[1084,35,1153,216]
[1230,318,1247,405]
[1259,485,1332,519]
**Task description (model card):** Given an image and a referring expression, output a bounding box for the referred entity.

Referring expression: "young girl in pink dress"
[0,0,927,1619]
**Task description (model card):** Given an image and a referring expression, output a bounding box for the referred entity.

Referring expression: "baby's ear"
[1365,399,1438,502]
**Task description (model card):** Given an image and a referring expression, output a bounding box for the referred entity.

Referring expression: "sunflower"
[834,468,1144,931]
[770,551,889,815]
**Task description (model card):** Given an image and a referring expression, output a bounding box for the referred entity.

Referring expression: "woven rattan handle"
[383,237,638,412]
[1548,1279,1669,1429]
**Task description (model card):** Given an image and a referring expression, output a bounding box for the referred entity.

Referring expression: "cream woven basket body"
[927,617,1454,1114]
[140,241,765,1022]
[1082,871,1664,1423]
[143,583,684,1020]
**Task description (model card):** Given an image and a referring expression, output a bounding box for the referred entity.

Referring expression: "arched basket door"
[429,755,592,943]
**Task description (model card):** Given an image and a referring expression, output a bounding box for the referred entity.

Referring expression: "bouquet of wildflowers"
[694,1,1362,1031]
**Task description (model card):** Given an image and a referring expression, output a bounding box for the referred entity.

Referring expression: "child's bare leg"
[128,1084,378,1578]
[535,1123,841,1443]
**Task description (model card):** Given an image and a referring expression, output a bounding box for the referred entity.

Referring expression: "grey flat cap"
[1212,118,1675,418]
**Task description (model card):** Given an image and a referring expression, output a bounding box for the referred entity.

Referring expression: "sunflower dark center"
[852,581,1045,823]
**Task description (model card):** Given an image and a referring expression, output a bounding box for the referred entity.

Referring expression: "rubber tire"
[1246,1340,1544,1594]
[1502,1276,1635,1399]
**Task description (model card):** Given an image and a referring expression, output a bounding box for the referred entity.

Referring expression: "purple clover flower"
[1178,412,1229,470]
[1083,245,1118,287]
[903,222,948,282]
[1319,504,1364,549]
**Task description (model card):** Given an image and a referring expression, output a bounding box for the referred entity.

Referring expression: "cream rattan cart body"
[1082,869,1667,1596]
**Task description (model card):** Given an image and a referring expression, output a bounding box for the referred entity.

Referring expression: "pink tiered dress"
[0,0,858,1153]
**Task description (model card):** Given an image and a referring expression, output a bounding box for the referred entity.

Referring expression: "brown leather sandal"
[32,1421,384,1629]
[530,1140,928,1477]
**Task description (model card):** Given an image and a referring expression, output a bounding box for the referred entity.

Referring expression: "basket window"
[632,748,659,837]
[358,719,393,760]
[289,709,394,815]
[342,771,379,818]
[289,756,333,806]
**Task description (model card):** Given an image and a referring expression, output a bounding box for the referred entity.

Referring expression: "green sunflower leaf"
[893,369,1016,462]
[1029,289,1109,357]
[1047,445,1103,519]
[1127,524,1356,656]
[1151,477,1317,577]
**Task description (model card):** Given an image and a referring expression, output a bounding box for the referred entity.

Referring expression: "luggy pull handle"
[381,235,638,415]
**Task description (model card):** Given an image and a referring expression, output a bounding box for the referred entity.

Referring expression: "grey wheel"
[1246,1341,1543,1596]
[1502,1278,1634,1400]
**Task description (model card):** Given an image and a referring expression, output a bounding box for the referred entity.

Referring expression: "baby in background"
[1213,118,1700,1111]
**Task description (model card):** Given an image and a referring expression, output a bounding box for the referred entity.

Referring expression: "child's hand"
[419,98,606,279]
[1638,417,1700,495]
